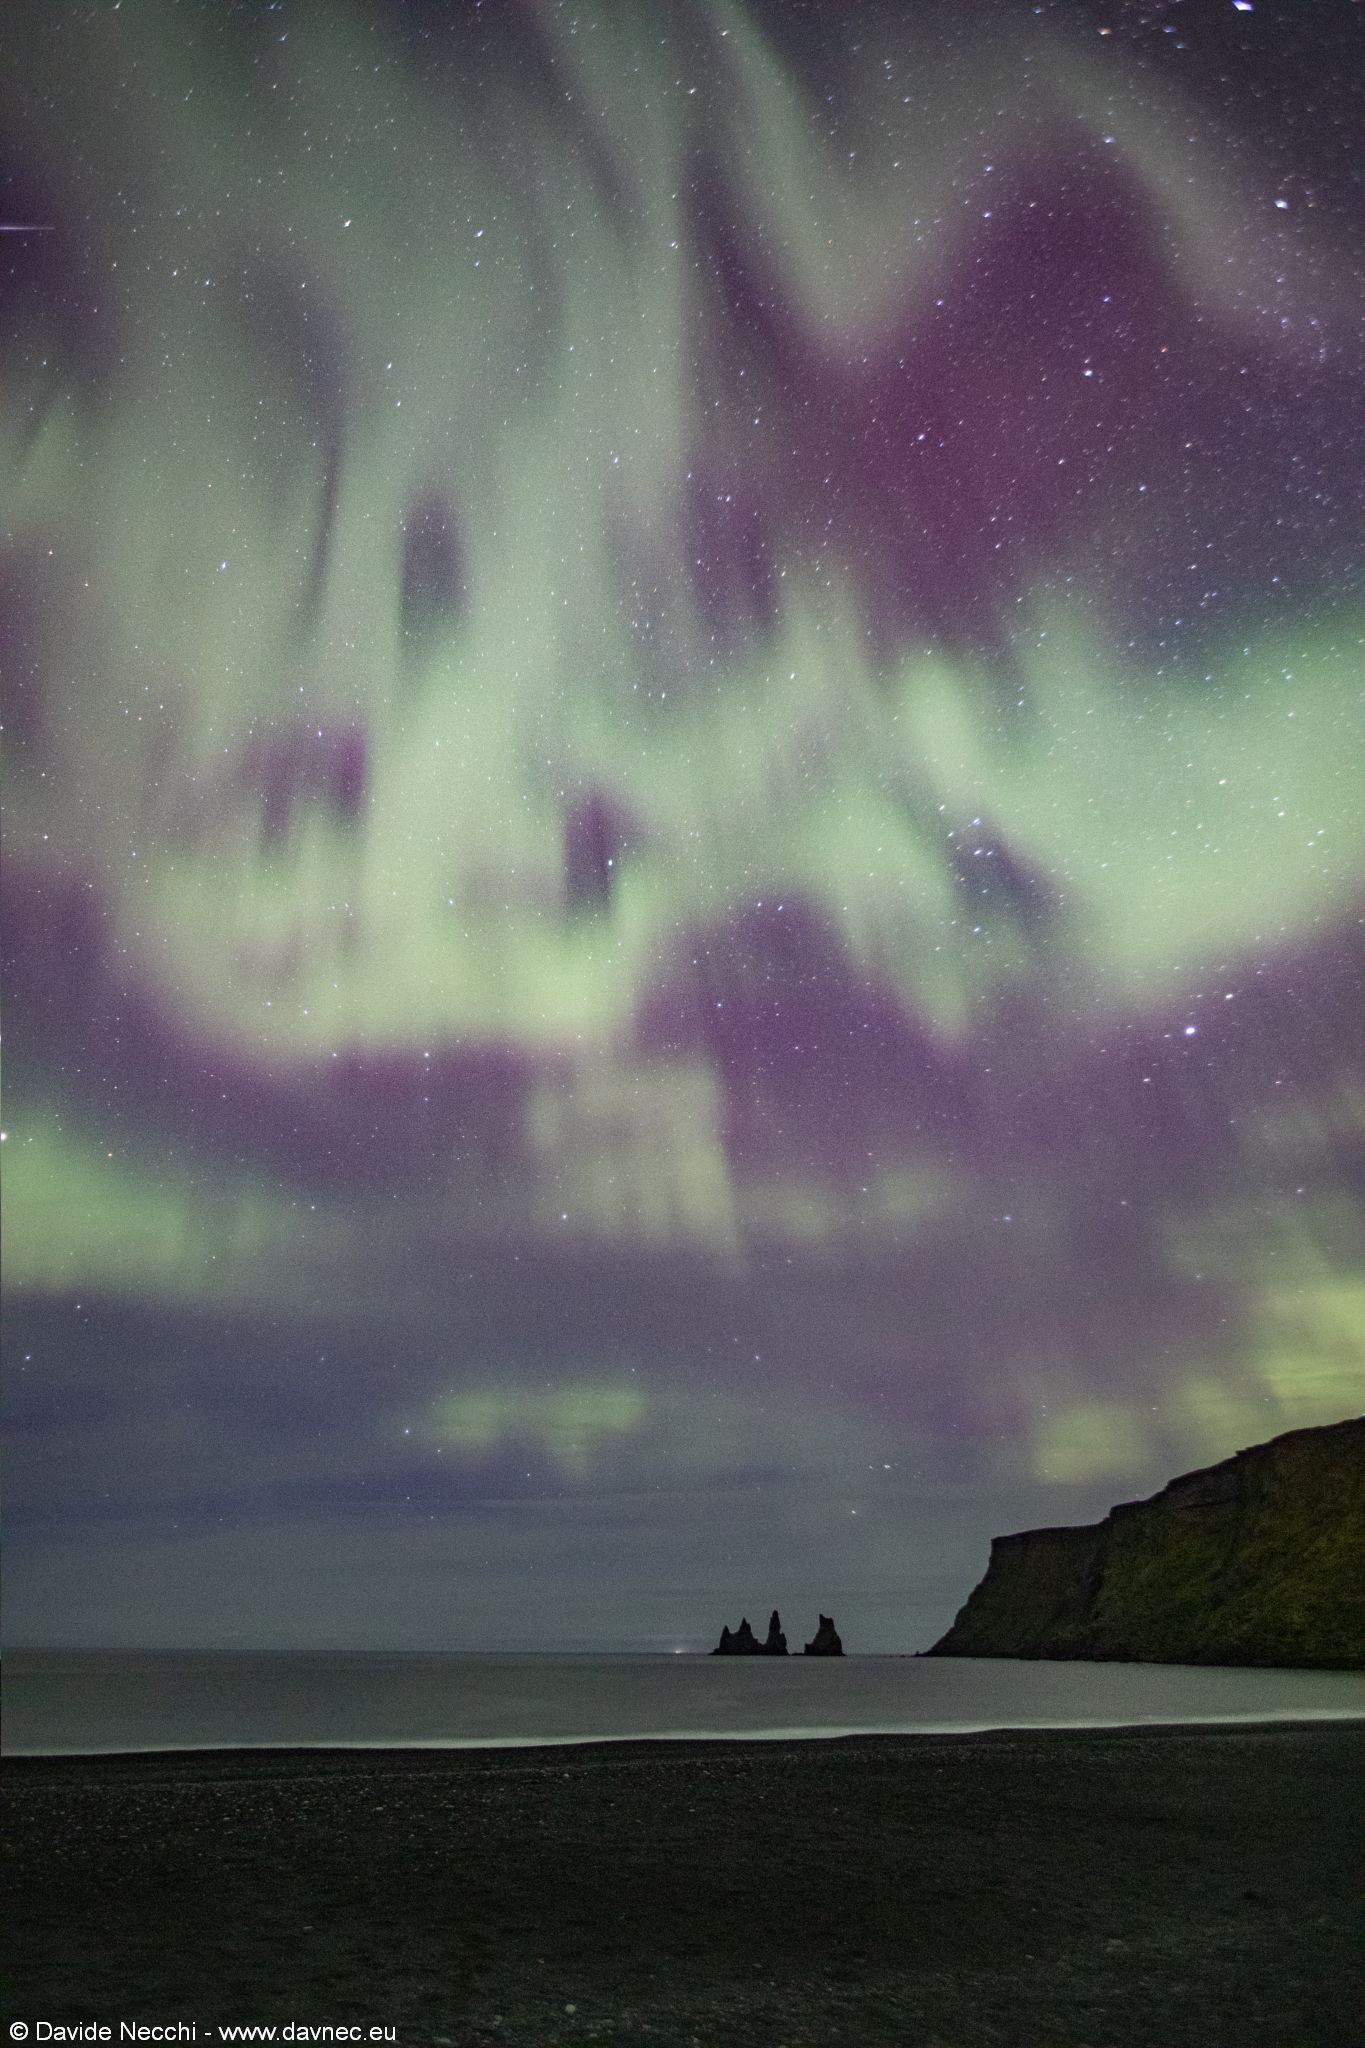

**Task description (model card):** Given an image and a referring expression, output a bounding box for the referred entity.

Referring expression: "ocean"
[5,1649,1362,1755]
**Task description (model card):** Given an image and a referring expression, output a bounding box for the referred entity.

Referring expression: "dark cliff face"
[925,1418,1365,1669]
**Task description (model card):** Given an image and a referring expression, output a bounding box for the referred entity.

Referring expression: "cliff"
[926,1418,1365,1669]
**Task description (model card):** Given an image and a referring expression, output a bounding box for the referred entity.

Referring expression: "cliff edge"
[926,1417,1365,1668]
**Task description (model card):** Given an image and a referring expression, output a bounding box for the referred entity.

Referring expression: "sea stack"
[763,1609,788,1654]
[710,1608,790,1654]
[803,1614,843,1656]
[711,1616,761,1655]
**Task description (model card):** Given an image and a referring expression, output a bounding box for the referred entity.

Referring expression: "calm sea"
[4,1650,1362,1755]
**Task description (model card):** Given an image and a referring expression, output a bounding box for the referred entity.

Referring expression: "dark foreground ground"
[4,1723,1363,2048]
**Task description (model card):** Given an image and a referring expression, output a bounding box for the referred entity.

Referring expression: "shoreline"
[5,1701,1364,1762]
[6,1722,1362,2045]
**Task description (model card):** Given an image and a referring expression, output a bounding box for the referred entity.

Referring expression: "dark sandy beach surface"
[4,1722,1362,2048]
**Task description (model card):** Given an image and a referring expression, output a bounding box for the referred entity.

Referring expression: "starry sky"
[2,0,1362,1654]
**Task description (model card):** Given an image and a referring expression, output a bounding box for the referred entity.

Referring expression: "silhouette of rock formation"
[709,1608,790,1655]
[926,1418,1365,1668]
[803,1614,843,1656]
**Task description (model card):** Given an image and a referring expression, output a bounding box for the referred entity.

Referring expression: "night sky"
[3,0,1362,1653]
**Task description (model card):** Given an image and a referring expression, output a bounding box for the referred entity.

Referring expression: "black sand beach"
[4,1723,1362,2047]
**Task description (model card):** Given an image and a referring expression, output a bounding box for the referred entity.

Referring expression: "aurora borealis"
[3,0,1362,1651]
